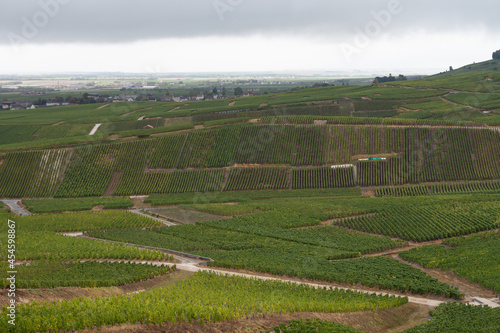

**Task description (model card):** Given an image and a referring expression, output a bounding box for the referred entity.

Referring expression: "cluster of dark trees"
[34,93,104,106]
[373,74,407,84]
[493,50,500,60]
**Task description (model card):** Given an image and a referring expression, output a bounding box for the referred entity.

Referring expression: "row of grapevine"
[0,272,407,332]
[55,144,121,197]
[3,124,500,198]
[336,199,500,242]
[292,167,355,189]
[16,210,163,232]
[176,129,217,168]
[56,140,153,197]
[357,158,407,186]
[327,126,406,164]
[233,125,297,165]
[224,167,290,191]
[205,211,404,254]
[147,133,186,169]
[266,319,363,333]
[417,128,478,182]
[0,260,174,289]
[376,185,429,197]
[400,231,500,293]
[114,168,226,195]
[22,196,133,213]
[260,115,482,127]
[470,128,500,179]
[110,165,360,196]
[0,149,71,197]
[293,125,329,165]
[203,250,461,298]
[192,103,394,124]
[403,303,500,333]
[0,231,169,261]
[376,180,500,197]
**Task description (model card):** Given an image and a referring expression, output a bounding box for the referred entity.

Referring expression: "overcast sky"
[1,0,499,75]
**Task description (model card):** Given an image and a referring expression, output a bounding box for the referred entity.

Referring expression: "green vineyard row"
[0,260,174,289]
[375,180,500,197]
[1,124,499,198]
[0,272,407,332]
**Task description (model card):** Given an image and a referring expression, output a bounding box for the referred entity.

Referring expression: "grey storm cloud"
[2,0,499,45]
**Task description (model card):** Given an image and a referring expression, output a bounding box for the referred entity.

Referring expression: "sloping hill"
[429,59,500,78]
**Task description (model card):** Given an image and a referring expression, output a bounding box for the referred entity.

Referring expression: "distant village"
[0,89,256,111]
[0,78,339,110]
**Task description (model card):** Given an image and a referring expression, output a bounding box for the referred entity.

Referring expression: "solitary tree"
[449,66,453,71]
[493,50,500,60]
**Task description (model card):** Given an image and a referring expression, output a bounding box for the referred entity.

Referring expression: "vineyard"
[376,180,500,197]
[2,68,500,333]
[0,231,168,261]
[202,251,460,298]
[89,210,460,298]
[22,196,133,213]
[265,319,364,333]
[400,231,500,292]
[335,195,500,241]
[1,124,500,198]
[145,187,361,206]
[0,149,71,197]
[402,302,500,333]
[14,210,163,232]
[224,167,290,191]
[292,166,355,189]
[0,272,407,332]
[0,260,174,288]
[115,168,226,195]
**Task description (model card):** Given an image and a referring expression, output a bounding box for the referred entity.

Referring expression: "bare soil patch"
[119,136,139,141]
[51,121,66,126]
[229,101,236,106]
[130,196,151,209]
[92,205,105,212]
[166,106,181,113]
[248,119,260,123]
[232,163,289,168]
[233,163,264,168]
[259,103,268,108]
[145,168,173,173]
[103,171,123,197]
[151,128,193,138]
[396,107,421,114]
[194,125,204,130]
[96,104,111,110]
[107,134,120,140]
[351,153,401,160]
[310,100,334,105]
[361,188,376,198]
[164,116,191,127]
[121,106,153,116]
[89,303,430,333]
